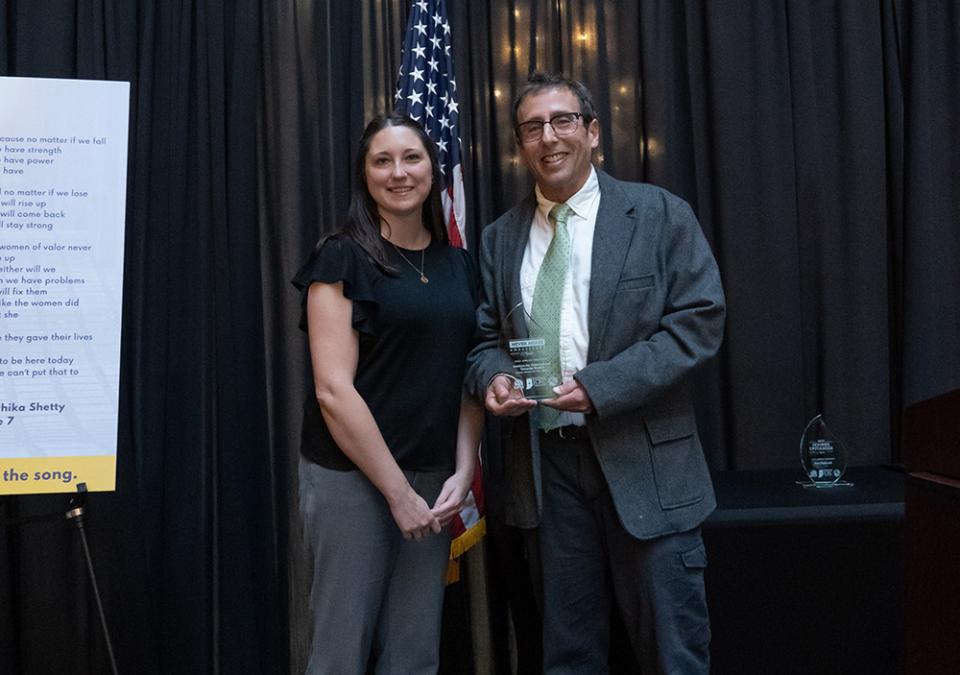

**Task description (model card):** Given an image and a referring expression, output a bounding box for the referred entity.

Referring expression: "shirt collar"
[534,165,599,222]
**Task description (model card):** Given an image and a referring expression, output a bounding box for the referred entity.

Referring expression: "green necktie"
[530,203,573,431]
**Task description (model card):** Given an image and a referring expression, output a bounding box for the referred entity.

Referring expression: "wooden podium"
[904,388,960,675]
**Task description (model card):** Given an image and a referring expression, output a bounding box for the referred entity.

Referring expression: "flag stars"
[397,3,461,209]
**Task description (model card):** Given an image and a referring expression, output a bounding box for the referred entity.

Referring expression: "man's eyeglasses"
[515,112,585,143]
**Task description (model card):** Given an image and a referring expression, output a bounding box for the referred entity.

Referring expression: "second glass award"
[797,414,852,488]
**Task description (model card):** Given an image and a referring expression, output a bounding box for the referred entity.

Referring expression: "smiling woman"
[364,126,435,226]
[290,113,483,675]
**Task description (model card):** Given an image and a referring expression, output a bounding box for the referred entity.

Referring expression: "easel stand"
[1,483,120,675]
[66,484,120,675]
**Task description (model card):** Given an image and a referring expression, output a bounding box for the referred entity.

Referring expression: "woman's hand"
[431,471,474,527]
[308,282,441,541]
[387,486,442,541]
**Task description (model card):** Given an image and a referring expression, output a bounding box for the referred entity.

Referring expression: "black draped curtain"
[1,0,958,673]
[1,1,285,673]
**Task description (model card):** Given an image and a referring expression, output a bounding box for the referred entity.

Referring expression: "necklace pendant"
[420,274,429,284]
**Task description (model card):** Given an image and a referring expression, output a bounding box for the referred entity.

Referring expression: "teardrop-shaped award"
[799,414,852,488]
[499,301,561,400]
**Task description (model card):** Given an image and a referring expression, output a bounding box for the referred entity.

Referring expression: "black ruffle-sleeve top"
[292,235,478,473]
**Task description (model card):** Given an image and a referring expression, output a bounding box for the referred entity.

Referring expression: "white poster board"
[0,77,129,495]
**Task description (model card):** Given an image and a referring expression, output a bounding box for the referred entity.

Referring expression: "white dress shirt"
[520,166,600,427]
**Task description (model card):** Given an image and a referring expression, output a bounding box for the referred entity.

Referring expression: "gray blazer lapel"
[588,171,637,361]
[500,196,544,521]
[503,195,538,340]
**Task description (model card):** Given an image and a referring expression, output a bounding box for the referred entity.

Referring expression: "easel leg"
[66,484,120,675]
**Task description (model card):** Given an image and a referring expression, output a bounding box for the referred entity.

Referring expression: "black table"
[708,466,905,525]
[703,466,905,675]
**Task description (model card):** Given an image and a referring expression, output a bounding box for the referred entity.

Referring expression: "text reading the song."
[2,468,77,484]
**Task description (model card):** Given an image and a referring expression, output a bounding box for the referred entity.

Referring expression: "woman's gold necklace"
[390,241,429,283]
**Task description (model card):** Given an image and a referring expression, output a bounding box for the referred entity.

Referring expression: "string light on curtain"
[502,45,522,63]
[645,137,662,158]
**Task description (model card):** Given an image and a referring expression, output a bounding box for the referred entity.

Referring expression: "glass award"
[797,414,852,488]
[499,302,561,400]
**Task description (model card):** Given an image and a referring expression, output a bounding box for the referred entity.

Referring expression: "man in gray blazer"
[466,73,725,674]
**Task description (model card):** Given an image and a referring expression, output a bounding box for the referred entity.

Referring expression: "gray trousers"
[538,434,711,675]
[299,461,451,675]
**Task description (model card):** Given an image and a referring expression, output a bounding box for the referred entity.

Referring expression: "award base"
[795,479,854,489]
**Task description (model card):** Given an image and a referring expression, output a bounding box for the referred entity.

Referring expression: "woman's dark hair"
[326,113,447,272]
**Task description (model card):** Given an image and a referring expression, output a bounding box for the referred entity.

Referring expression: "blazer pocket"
[616,274,655,292]
[644,412,695,445]
[644,412,704,510]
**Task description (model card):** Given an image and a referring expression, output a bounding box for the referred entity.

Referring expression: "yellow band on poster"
[0,455,116,495]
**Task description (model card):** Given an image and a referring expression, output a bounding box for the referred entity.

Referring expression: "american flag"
[394,0,466,247]
[394,0,484,578]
